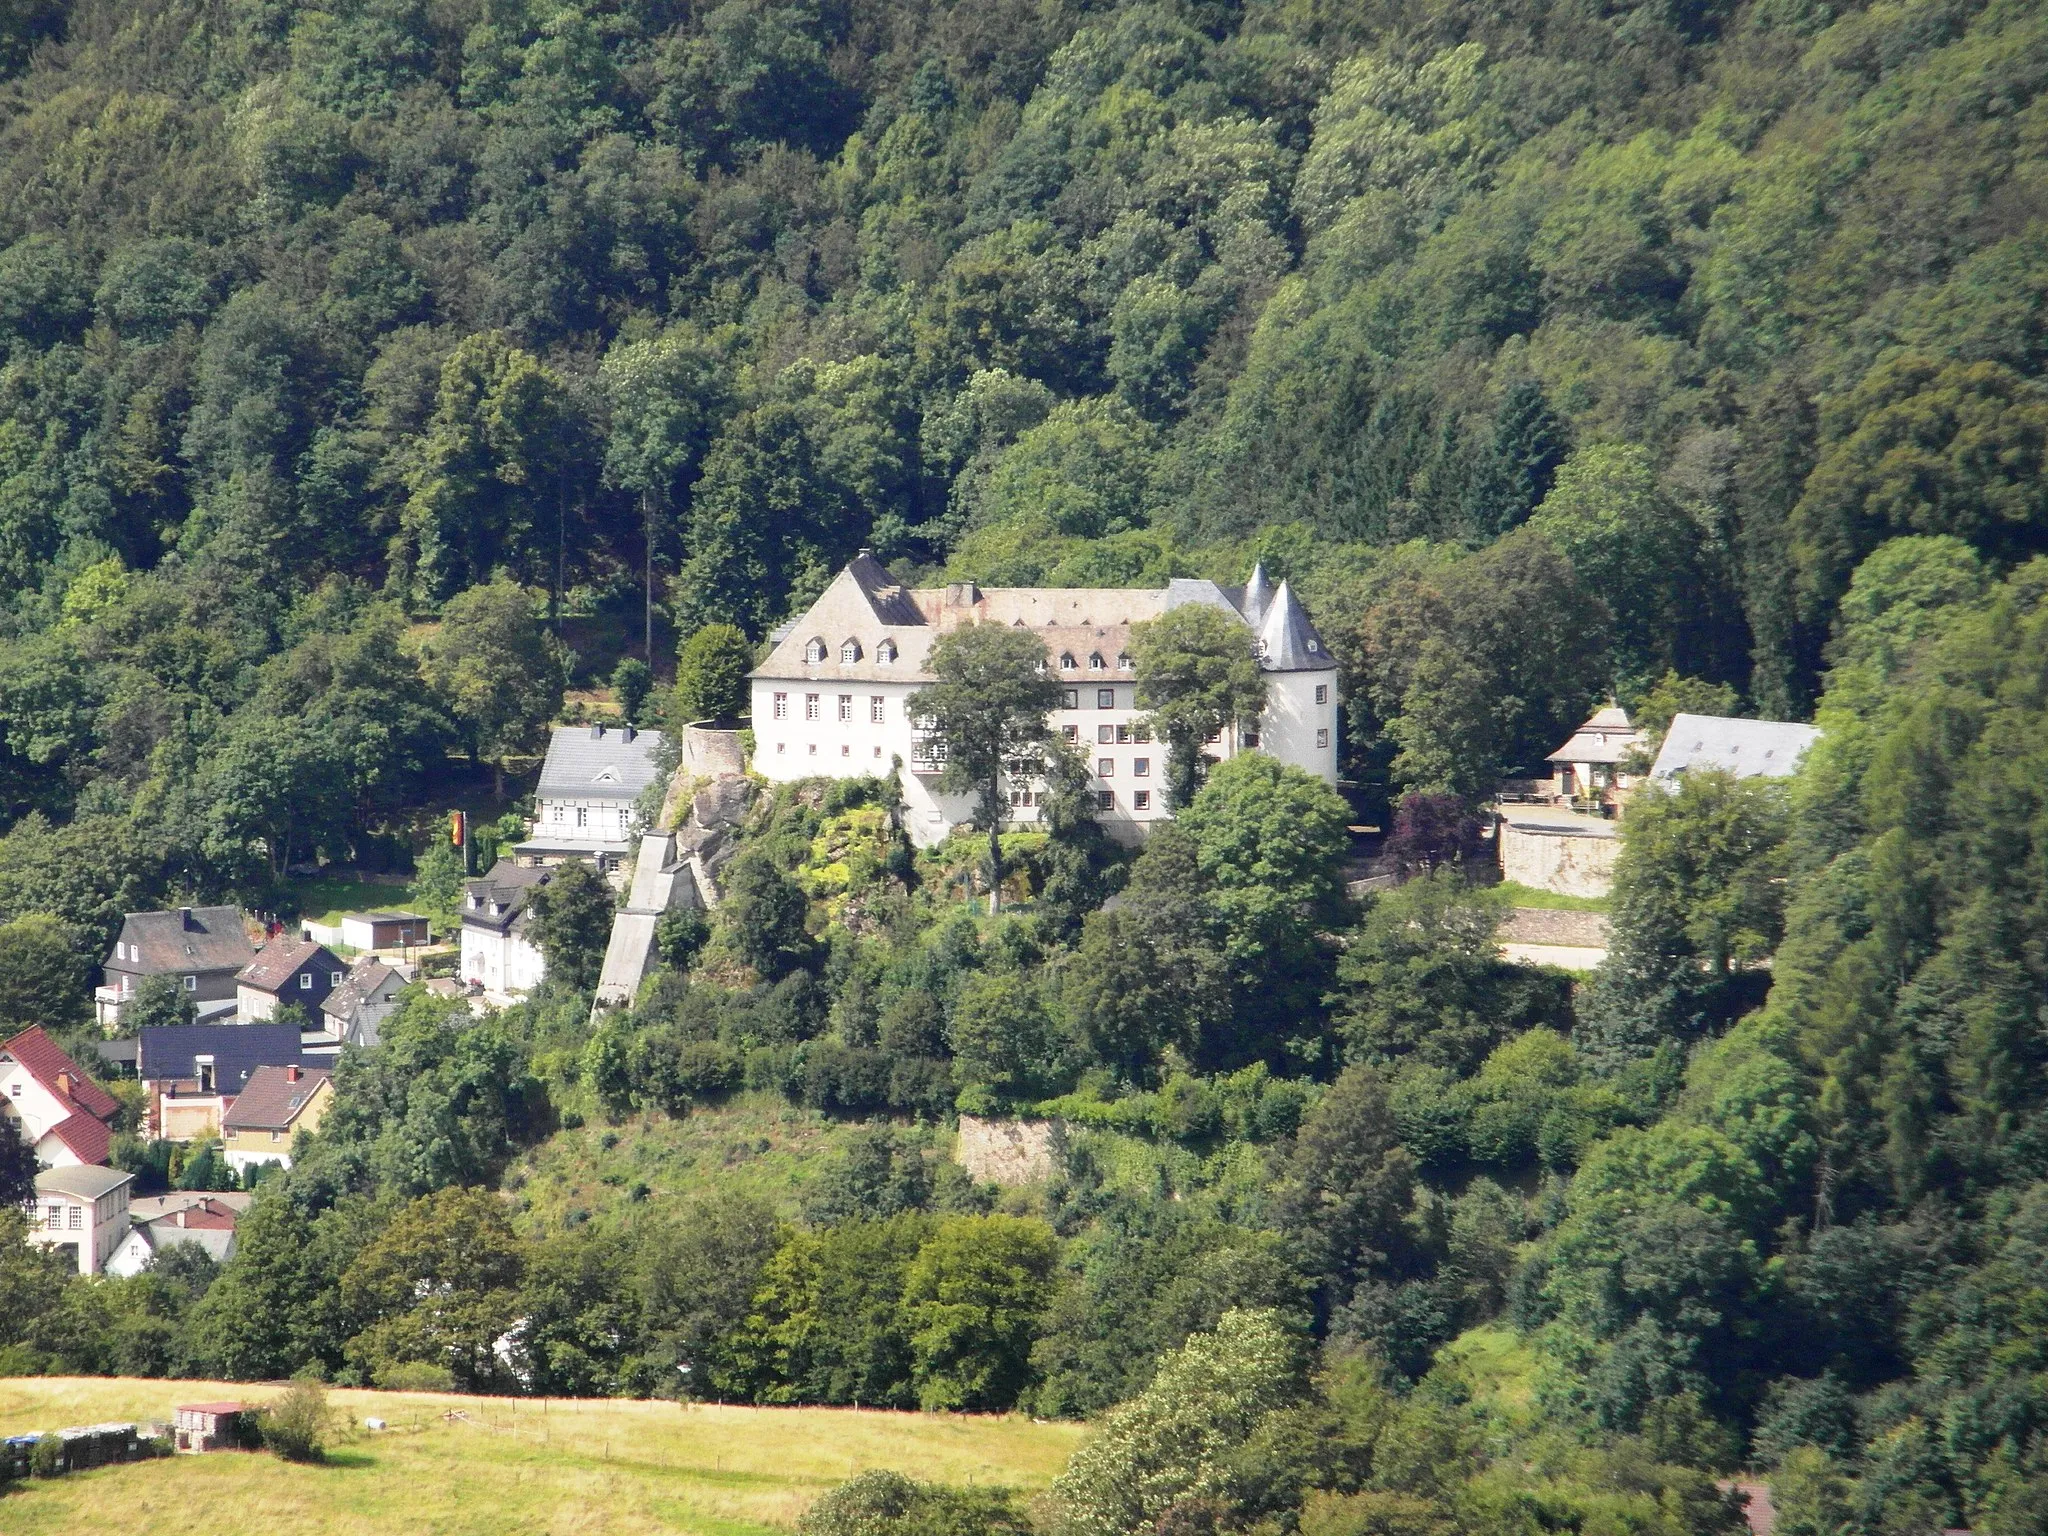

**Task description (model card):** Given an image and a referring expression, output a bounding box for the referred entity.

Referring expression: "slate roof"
[320,960,401,1022]
[1254,581,1331,672]
[1239,564,1275,629]
[460,860,553,934]
[1,1026,120,1120]
[1649,713,1822,782]
[108,907,254,975]
[535,724,665,803]
[220,1065,330,1131]
[137,1024,311,1089]
[236,937,339,992]
[35,1164,132,1200]
[1547,706,1646,766]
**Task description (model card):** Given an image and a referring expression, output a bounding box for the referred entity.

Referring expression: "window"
[804,694,821,721]
[1133,790,1151,810]
[1114,725,1132,744]
[1316,728,1330,749]
[1097,790,1115,810]
[773,692,788,720]
[840,639,862,663]
[804,638,827,663]
[776,742,786,754]
[870,696,885,723]
[1134,724,1152,743]
[808,743,818,755]
[1059,652,1077,669]
[1097,689,1115,709]
[45,1204,60,1229]
[183,974,197,991]
[68,1206,82,1230]
[1097,724,1114,744]
[1117,653,1132,670]
[576,806,588,827]
[873,746,883,758]
[1133,758,1149,777]
[1060,689,1079,709]
[1097,758,1114,777]
[841,744,851,757]
[1061,725,1079,742]
[838,695,853,722]
[1241,730,1261,748]
[877,639,898,663]
[1205,729,1222,744]
[1088,653,1105,671]
[1314,684,1329,705]
[299,973,313,990]
[331,971,343,986]
[271,1129,282,1142]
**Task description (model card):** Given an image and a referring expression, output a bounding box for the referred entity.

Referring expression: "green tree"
[1266,1066,1417,1307]
[900,1214,1059,1410]
[0,913,89,1032]
[527,860,615,995]
[420,579,564,797]
[672,623,754,724]
[945,970,1053,1106]
[124,973,197,1033]
[340,1186,527,1391]
[720,850,813,980]
[1624,671,1742,770]
[1049,1308,1304,1536]
[611,658,653,726]
[1131,604,1268,808]
[906,623,1061,913]
[1463,375,1570,536]
[800,1471,1028,1536]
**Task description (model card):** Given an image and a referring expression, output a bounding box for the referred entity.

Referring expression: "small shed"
[173,1401,250,1452]
[341,912,432,950]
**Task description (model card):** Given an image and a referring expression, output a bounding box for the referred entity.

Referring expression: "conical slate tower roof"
[1257,580,1331,671]
[1240,563,1275,629]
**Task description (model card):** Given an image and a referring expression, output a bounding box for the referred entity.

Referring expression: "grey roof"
[845,550,928,626]
[460,860,553,934]
[107,907,254,976]
[236,938,341,993]
[134,1223,237,1263]
[137,1024,312,1088]
[1240,564,1274,629]
[1649,713,1822,782]
[1256,581,1333,672]
[535,724,665,803]
[320,959,402,1022]
[1547,706,1644,766]
[36,1164,133,1200]
[1162,577,1242,617]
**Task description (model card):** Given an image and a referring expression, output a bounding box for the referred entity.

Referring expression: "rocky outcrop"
[953,1115,1065,1186]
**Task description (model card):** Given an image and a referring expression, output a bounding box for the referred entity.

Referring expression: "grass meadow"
[0,1377,1086,1536]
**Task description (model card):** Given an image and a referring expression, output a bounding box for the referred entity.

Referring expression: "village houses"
[0,1026,120,1168]
[95,906,256,1029]
[138,1023,313,1142]
[458,862,553,995]
[220,1064,333,1176]
[235,937,347,1021]
[28,1164,133,1276]
[104,1193,251,1278]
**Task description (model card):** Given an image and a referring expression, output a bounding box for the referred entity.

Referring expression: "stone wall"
[953,1115,1063,1186]
[1498,818,1620,898]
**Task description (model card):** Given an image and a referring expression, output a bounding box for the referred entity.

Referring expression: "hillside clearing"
[0,1377,1085,1536]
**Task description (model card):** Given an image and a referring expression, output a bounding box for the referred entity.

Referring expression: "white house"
[318,957,408,1048]
[513,724,665,877]
[749,555,1340,844]
[30,1164,133,1276]
[104,1193,249,1278]
[459,861,552,995]
[0,1026,119,1168]
[1544,705,1648,812]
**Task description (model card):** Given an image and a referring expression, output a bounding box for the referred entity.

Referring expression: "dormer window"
[840,639,862,663]
[804,638,827,663]
[877,639,898,664]
[1089,653,1106,671]
[1117,653,1132,670]
[1059,653,1077,670]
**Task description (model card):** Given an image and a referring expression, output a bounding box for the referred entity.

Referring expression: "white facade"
[749,558,1341,846]
[0,1058,86,1166]
[29,1167,132,1276]
[459,917,545,995]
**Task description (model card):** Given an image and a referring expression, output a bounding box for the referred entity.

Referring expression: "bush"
[799,1469,1028,1536]
[376,1360,457,1392]
[259,1377,333,1462]
[29,1434,62,1476]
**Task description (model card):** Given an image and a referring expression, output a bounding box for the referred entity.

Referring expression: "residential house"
[339,911,431,951]
[0,1026,120,1167]
[96,906,255,1029]
[1544,706,1648,813]
[104,1193,250,1278]
[319,957,407,1048]
[750,555,1340,846]
[220,1064,333,1175]
[235,937,346,1022]
[138,1023,312,1141]
[1649,713,1823,782]
[513,724,666,876]
[459,861,552,995]
[29,1164,133,1275]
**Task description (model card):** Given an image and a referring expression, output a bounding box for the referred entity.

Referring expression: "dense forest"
[4,0,2048,1533]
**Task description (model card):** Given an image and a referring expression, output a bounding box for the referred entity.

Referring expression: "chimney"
[622,725,636,743]
[286,1065,301,1083]
[179,906,194,929]
[177,1208,188,1227]
[590,723,604,740]
[56,1070,73,1100]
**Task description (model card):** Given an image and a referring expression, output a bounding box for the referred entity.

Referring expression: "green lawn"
[0,1376,1085,1536]
[504,1094,946,1235]
[1493,881,1611,913]
[286,873,427,929]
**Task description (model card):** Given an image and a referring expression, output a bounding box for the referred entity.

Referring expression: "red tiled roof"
[175,1402,246,1416]
[44,1111,111,1165]
[1,1026,120,1121]
[147,1197,239,1231]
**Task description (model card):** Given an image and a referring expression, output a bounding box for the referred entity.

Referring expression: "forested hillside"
[3,2,2048,1534]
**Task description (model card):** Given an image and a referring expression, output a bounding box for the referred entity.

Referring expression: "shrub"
[799,1469,1028,1536]
[29,1434,62,1477]
[376,1360,457,1392]
[260,1378,333,1462]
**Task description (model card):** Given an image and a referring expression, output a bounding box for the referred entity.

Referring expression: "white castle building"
[749,554,1340,844]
